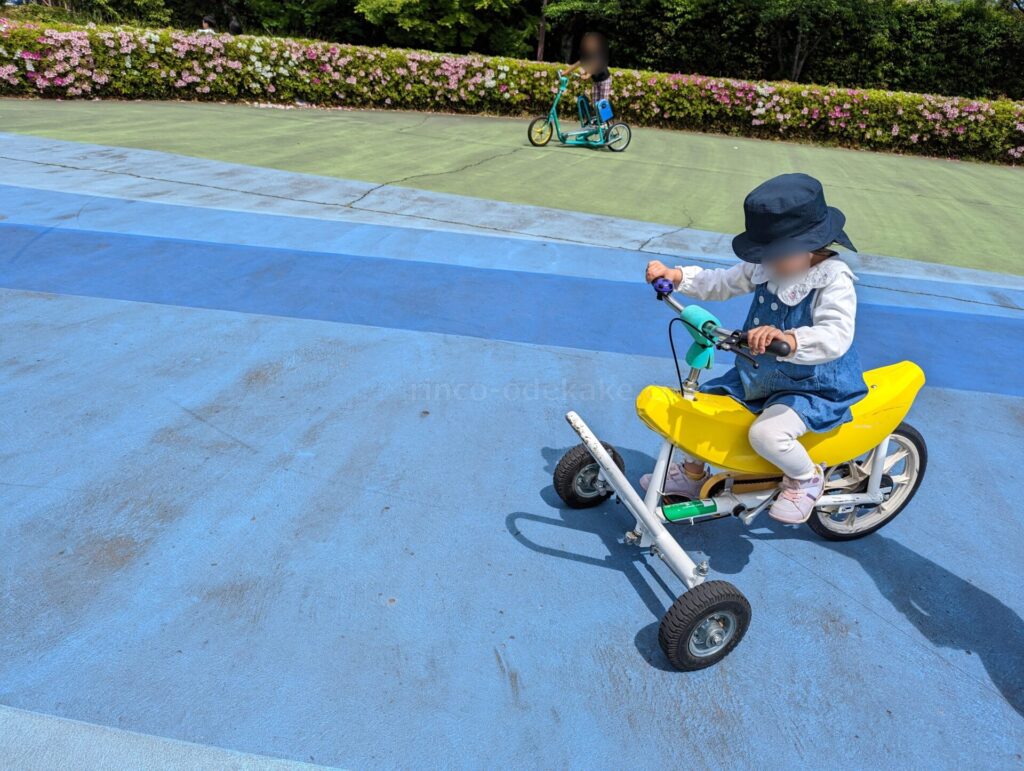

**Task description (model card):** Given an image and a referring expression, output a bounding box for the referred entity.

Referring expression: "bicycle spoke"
[884,447,909,473]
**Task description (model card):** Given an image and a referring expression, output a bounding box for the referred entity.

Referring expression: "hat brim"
[732,207,857,264]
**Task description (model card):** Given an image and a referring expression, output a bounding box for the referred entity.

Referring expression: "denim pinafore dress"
[701,280,867,433]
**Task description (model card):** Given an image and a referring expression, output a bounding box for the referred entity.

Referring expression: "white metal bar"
[816,491,884,506]
[643,440,674,512]
[866,436,890,495]
[566,411,703,588]
[638,439,675,548]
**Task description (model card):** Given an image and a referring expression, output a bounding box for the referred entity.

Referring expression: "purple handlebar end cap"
[653,277,674,295]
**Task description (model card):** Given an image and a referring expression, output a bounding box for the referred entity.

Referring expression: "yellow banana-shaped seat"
[635,361,925,474]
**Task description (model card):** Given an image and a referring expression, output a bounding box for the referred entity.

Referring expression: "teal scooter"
[528,76,631,151]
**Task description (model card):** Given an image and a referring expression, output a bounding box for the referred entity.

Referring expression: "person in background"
[198,15,216,34]
[228,15,242,34]
[561,32,611,124]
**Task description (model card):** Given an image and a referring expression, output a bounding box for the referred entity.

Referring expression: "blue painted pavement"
[1,220,1022,397]
[1,141,1022,769]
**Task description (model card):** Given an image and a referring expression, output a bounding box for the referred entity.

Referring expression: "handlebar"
[652,278,792,358]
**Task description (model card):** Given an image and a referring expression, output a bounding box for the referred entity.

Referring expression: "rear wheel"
[809,422,927,541]
[606,122,631,152]
[528,117,554,146]
[552,442,624,509]
[659,581,751,670]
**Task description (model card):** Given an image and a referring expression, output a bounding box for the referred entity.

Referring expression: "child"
[643,173,867,524]
[562,32,611,121]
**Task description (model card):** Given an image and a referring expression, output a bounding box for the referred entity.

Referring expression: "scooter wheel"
[528,117,554,146]
[552,442,624,509]
[659,580,751,671]
[606,122,631,152]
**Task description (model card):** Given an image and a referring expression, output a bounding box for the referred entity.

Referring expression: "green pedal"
[662,498,719,522]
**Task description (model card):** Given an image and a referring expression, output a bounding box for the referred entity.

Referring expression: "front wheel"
[809,422,927,541]
[659,581,751,671]
[606,122,631,152]
[528,116,554,147]
[552,442,624,509]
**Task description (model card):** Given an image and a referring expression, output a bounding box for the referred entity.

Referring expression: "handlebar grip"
[736,332,792,357]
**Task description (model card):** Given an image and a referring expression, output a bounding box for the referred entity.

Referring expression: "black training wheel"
[528,117,554,147]
[552,442,624,509]
[659,580,751,671]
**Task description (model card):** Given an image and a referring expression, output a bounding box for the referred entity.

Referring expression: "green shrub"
[1,18,1022,164]
[557,0,1024,101]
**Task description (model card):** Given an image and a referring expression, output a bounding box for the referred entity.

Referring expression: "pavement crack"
[166,397,258,453]
[636,205,696,252]
[394,114,431,134]
[0,153,366,210]
[346,147,525,208]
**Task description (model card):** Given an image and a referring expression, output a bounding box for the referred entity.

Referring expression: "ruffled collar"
[751,259,856,306]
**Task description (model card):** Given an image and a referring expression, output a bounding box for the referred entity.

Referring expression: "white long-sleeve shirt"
[674,259,858,365]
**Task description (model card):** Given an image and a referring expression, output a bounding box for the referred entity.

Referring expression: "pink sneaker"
[640,463,710,499]
[769,467,825,524]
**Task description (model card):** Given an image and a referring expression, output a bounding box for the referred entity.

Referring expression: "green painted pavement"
[2,99,1021,273]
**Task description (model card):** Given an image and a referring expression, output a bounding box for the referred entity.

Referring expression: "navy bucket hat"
[732,173,856,264]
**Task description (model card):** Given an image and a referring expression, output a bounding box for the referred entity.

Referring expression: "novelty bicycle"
[553,278,927,670]
[527,75,631,151]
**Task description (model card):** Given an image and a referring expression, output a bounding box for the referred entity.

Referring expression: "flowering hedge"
[2,18,1023,164]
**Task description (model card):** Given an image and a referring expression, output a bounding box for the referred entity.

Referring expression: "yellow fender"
[635,361,925,474]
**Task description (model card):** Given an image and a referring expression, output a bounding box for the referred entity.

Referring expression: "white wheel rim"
[609,126,628,147]
[815,432,920,535]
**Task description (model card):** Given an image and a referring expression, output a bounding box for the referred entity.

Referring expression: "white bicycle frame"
[566,410,890,590]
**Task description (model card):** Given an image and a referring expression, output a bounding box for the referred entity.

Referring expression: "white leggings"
[687,404,816,480]
[747,404,816,479]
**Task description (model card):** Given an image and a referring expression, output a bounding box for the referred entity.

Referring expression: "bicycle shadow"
[747,521,1024,718]
[507,448,663,600]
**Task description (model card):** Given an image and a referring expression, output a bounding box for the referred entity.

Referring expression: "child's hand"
[645,260,682,286]
[746,325,798,356]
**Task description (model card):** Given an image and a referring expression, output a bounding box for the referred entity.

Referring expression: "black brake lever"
[717,340,759,368]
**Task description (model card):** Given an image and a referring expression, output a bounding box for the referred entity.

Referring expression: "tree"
[536,0,547,60]
[757,0,862,82]
[354,0,537,54]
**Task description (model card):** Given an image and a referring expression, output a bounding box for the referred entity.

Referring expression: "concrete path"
[2,100,1022,273]
[1,134,1022,769]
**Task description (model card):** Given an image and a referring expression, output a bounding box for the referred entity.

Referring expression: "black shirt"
[581,52,610,82]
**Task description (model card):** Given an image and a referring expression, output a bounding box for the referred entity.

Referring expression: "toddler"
[643,173,868,524]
